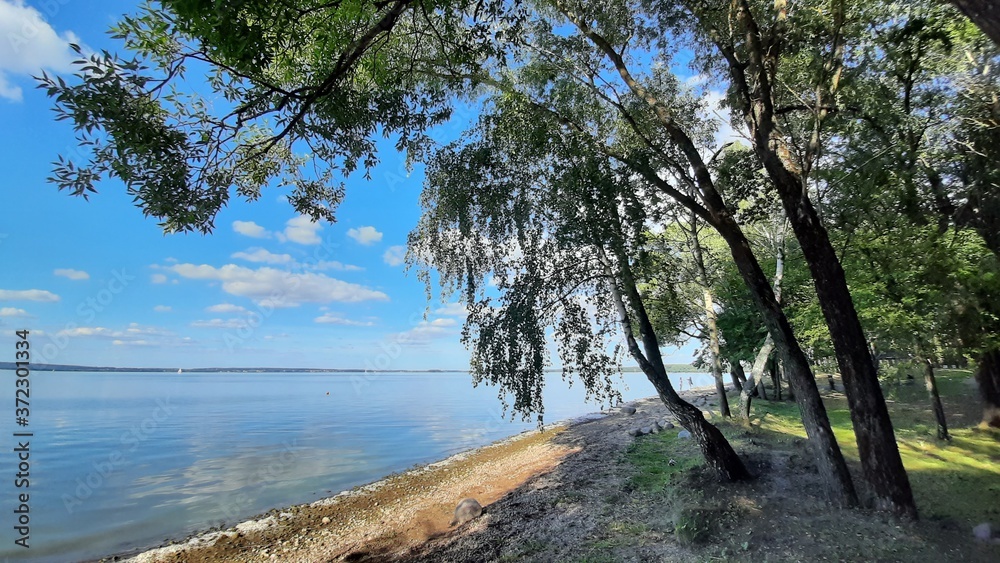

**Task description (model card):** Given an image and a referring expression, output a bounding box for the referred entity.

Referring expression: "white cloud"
[314,313,376,327]
[397,317,459,342]
[54,268,89,280]
[434,302,468,317]
[112,339,153,346]
[0,289,59,302]
[311,260,364,272]
[231,247,294,265]
[191,318,247,329]
[347,226,383,246]
[169,263,389,307]
[153,305,172,312]
[0,307,29,317]
[383,245,406,266]
[57,326,114,337]
[150,273,168,284]
[206,303,247,314]
[0,0,82,102]
[232,220,271,239]
[280,215,322,245]
[704,89,740,147]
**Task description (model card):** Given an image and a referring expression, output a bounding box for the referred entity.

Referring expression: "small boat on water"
[177,368,183,374]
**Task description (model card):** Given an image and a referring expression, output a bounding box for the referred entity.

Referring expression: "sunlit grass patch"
[750,369,1000,526]
[625,429,703,493]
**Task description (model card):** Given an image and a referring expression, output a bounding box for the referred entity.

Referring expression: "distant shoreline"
[0,362,704,374]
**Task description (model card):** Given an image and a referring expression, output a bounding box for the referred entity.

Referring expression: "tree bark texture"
[598,231,750,481]
[705,289,732,417]
[976,349,1000,428]
[950,0,1000,46]
[922,359,950,440]
[714,218,858,507]
[730,361,746,391]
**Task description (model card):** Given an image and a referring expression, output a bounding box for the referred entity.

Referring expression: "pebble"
[973,522,992,542]
[662,420,675,429]
[321,517,331,525]
[641,426,652,435]
[678,429,692,439]
[628,428,641,437]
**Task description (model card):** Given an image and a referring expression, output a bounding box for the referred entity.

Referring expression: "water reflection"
[0,370,712,562]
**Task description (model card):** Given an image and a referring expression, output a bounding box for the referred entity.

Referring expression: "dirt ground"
[115,382,1000,563]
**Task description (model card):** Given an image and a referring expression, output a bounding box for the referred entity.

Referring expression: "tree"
[38,0,511,232]
[646,210,733,418]
[410,100,750,479]
[662,0,921,517]
[950,0,1000,45]
[42,0,865,504]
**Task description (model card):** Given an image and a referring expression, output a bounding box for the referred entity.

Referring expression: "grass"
[753,369,1000,526]
[622,368,1000,560]
[625,429,704,493]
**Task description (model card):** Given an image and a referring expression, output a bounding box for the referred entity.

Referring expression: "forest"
[40,0,1000,528]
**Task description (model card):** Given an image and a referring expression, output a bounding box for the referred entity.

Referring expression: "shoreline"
[110,386,720,563]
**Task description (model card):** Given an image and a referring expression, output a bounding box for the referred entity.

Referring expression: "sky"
[0,0,699,370]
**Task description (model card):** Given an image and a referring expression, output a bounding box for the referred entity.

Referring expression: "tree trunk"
[740,336,774,419]
[730,360,746,392]
[599,232,749,481]
[705,291,731,418]
[772,175,916,518]
[976,348,1000,428]
[950,0,1000,46]
[770,354,782,401]
[690,211,731,418]
[922,359,950,440]
[713,216,857,507]
[783,359,794,401]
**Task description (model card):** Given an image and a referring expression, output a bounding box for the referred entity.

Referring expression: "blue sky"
[0,0,698,369]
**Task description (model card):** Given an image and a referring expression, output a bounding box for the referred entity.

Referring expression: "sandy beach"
[112,380,991,562]
[111,386,714,563]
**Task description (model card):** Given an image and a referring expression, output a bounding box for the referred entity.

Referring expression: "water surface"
[0,370,712,562]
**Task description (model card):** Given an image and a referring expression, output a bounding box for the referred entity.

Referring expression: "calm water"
[0,370,712,562]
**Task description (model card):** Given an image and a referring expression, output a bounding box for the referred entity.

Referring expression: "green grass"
[753,369,1000,526]
[622,368,1000,559]
[625,429,705,493]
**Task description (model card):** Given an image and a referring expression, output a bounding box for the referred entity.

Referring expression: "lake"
[0,370,712,562]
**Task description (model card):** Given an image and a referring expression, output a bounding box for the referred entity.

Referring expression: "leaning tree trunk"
[740,335,774,419]
[922,358,950,440]
[730,360,746,392]
[975,348,1000,428]
[599,231,749,481]
[771,168,916,518]
[711,214,857,507]
[712,0,915,517]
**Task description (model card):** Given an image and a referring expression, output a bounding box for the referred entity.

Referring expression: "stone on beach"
[450,498,483,527]
[620,406,637,415]
[677,429,691,439]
